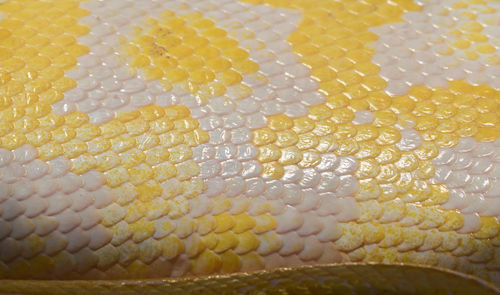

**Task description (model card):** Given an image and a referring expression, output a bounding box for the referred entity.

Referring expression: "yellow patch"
[124,11,259,103]
[2,0,500,283]
[242,0,500,282]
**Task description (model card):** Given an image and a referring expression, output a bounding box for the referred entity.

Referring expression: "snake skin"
[0,0,500,292]
[1,264,499,295]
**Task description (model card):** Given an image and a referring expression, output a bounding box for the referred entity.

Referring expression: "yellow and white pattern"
[0,0,500,288]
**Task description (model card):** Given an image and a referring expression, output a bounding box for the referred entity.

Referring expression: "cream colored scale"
[0,0,500,289]
[72,0,354,275]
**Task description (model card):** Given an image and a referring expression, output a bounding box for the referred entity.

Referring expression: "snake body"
[0,0,500,293]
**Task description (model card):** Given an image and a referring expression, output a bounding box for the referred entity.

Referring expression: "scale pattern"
[0,0,500,287]
[371,0,500,96]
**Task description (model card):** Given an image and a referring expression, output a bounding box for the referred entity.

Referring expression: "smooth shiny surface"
[1,264,499,295]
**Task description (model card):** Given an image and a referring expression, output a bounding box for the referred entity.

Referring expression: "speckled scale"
[0,0,500,289]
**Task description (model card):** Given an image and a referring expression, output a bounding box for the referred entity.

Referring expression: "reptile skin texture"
[0,0,500,293]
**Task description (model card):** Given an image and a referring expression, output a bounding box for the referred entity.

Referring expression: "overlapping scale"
[0,0,499,287]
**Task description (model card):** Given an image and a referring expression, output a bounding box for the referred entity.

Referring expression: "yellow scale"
[1,0,500,293]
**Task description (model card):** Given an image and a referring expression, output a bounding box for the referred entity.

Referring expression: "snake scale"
[0,0,500,294]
